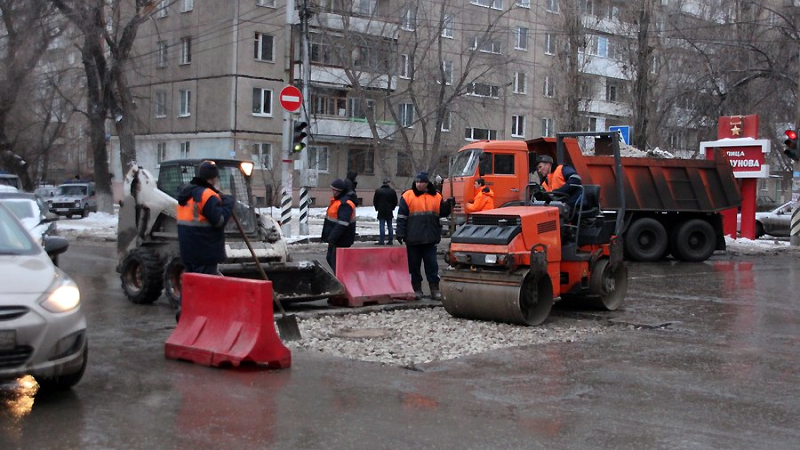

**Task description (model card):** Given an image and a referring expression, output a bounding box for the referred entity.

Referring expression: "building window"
[581,0,595,15]
[155,0,168,18]
[668,131,684,149]
[399,54,410,79]
[543,75,555,97]
[182,0,193,12]
[541,118,554,137]
[309,146,329,173]
[401,8,416,31]
[397,152,413,176]
[512,115,525,137]
[546,0,559,13]
[399,103,415,127]
[515,27,528,51]
[544,33,555,55]
[180,37,192,65]
[513,72,526,94]
[516,0,530,7]
[252,143,273,170]
[442,14,454,38]
[441,109,451,132]
[467,82,500,98]
[179,90,191,117]
[471,36,502,54]
[157,41,168,68]
[256,0,276,6]
[155,90,167,118]
[443,60,453,85]
[180,141,190,158]
[606,81,618,102]
[157,142,167,162]
[464,127,498,141]
[357,0,377,15]
[254,33,274,62]
[252,88,273,116]
[347,148,375,175]
[470,0,503,10]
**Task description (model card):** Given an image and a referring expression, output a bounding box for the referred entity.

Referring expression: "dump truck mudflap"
[219,260,345,303]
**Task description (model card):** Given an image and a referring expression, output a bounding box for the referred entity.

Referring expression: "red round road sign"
[279,85,303,112]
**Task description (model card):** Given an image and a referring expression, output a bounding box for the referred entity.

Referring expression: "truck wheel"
[624,218,667,262]
[588,258,628,311]
[672,219,715,262]
[163,256,184,309]
[120,248,164,304]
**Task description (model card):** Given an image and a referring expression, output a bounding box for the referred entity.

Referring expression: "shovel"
[230,212,302,341]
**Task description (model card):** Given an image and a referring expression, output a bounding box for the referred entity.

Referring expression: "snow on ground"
[56,208,795,256]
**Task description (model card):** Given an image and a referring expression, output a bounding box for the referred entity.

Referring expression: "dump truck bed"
[535,139,742,213]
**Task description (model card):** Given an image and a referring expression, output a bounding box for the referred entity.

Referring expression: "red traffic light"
[784,130,797,140]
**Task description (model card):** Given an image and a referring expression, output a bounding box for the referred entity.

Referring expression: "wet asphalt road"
[1,240,799,450]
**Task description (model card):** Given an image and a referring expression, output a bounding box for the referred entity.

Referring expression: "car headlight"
[40,277,81,313]
[74,200,81,207]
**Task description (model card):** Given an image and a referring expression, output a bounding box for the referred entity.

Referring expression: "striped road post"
[299,186,310,236]
[791,202,799,247]
[280,188,292,238]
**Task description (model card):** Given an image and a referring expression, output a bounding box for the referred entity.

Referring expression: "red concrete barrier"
[330,247,415,307]
[165,273,291,369]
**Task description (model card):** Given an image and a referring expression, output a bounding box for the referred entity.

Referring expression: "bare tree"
[52,0,157,212]
[0,0,63,190]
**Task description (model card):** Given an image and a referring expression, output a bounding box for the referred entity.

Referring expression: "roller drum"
[441,269,554,326]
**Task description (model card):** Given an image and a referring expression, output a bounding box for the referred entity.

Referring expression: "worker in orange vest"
[535,154,583,208]
[464,178,495,214]
[322,178,356,274]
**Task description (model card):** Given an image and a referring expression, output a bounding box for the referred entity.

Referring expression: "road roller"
[440,184,628,326]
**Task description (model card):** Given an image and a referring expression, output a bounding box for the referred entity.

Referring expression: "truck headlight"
[485,254,497,264]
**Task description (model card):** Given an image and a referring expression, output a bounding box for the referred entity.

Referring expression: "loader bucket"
[219,260,345,303]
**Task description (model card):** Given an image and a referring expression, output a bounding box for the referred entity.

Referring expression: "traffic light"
[784,129,799,161]
[292,120,308,153]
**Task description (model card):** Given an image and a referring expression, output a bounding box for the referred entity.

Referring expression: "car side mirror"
[44,236,69,257]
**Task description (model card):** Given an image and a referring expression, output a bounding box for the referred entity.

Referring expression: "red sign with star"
[717,115,758,139]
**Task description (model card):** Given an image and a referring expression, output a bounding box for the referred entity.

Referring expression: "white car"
[737,201,796,238]
[0,204,87,390]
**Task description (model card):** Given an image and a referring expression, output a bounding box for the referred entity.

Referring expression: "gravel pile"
[287,307,620,367]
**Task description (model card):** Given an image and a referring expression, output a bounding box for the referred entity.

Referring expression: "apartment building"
[119,0,782,205]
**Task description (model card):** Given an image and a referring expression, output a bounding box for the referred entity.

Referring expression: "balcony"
[294,65,397,91]
[311,117,396,141]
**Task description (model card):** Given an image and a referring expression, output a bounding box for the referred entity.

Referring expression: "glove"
[447,197,456,208]
[221,194,235,207]
[396,236,405,245]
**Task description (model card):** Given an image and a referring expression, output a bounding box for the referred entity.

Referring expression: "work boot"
[412,282,423,300]
[430,283,442,301]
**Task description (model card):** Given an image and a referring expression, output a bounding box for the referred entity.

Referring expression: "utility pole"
[298,0,314,237]
[793,8,800,247]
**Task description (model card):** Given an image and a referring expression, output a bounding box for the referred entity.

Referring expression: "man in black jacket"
[372,178,398,245]
[396,172,453,300]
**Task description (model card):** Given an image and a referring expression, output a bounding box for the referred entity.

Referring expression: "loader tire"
[672,219,715,262]
[163,256,184,309]
[624,218,667,262]
[120,248,164,304]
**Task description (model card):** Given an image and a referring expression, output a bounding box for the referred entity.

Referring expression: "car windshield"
[1,199,38,220]
[450,149,482,177]
[777,202,795,214]
[58,185,87,196]
[0,205,38,255]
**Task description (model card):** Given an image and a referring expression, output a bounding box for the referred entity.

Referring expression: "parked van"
[0,173,22,190]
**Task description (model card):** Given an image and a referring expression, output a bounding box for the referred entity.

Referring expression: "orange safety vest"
[326,197,356,224]
[401,190,442,217]
[542,165,566,192]
[177,188,221,227]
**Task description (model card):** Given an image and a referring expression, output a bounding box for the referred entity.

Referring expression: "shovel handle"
[230,212,289,316]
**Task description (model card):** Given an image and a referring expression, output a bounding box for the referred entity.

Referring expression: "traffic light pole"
[298,0,312,237]
[280,111,293,238]
[792,159,799,246]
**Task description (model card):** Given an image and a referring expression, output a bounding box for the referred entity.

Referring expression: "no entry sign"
[279,85,302,112]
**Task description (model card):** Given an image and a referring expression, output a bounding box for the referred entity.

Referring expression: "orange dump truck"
[443,133,741,262]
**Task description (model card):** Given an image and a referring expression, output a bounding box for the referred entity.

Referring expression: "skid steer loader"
[116,159,343,308]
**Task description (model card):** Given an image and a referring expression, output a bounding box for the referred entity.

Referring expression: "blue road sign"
[609,126,631,145]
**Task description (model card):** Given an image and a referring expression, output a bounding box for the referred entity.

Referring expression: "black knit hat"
[331,179,347,191]
[197,161,220,180]
[415,172,430,183]
[536,155,554,165]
